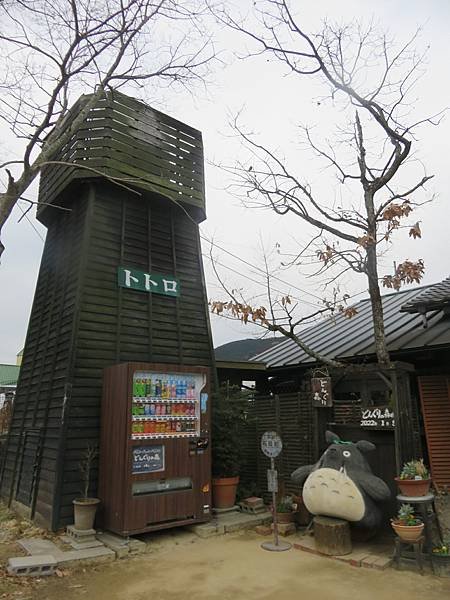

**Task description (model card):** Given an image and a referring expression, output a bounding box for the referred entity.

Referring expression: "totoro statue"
[291,431,391,529]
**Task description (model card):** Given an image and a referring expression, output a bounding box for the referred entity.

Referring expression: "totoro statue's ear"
[356,440,375,453]
[325,431,340,444]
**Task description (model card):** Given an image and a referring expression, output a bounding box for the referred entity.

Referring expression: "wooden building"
[0,91,215,530]
[216,279,450,515]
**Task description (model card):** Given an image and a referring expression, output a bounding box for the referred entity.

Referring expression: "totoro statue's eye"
[343,450,351,458]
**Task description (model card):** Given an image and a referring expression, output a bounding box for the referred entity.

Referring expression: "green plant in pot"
[391,503,424,542]
[273,495,295,524]
[432,542,450,578]
[395,459,431,497]
[211,384,249,509]
[73,444,101,531]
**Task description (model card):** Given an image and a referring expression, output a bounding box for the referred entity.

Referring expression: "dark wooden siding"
[2,180,215,529]
[1,190,89,527]
[38,90,205,223]
[56,183,214,526]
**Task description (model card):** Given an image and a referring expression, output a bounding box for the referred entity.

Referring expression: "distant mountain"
[215,337,283,362]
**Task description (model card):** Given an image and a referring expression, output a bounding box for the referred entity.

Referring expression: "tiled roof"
[401,276,450,313]
[0,364,20,386]
[251,283,450,368]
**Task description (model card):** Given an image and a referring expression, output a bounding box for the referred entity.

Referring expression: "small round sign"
[261,431,282,458]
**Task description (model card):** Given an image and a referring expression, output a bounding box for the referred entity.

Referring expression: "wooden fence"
[239,382,313,499]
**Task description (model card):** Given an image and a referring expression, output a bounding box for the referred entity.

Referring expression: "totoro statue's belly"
[303,467,365,522]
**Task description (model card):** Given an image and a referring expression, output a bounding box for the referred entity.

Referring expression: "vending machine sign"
[132,445,165,474]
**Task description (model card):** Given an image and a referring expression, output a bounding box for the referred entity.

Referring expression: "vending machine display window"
[131,370,205,440]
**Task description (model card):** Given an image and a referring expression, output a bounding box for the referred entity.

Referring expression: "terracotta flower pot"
[73,498,100,530]
[391,519,424,542]
[275,511,295,524]
[395,477,431,497]
[212,476,239,509]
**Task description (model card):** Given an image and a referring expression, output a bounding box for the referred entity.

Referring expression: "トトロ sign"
[261,431,283,458]
[132,445,165,474]
[118,266,180,297]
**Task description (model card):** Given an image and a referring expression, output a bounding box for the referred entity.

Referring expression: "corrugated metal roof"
[0,364,20,386]
[251,284,450,368]
[401,275,450,313]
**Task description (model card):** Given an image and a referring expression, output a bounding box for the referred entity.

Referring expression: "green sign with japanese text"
[117,267,180,297]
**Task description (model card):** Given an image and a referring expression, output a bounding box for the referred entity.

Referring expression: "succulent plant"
[399,458,429,480]
[396,503,422,526]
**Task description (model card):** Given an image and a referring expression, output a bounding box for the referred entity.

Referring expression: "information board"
[132,445,165,474]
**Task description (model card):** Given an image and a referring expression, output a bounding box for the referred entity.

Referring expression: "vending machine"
[99,362,211,536]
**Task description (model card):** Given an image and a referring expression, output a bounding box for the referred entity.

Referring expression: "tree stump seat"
[313,516,352,556]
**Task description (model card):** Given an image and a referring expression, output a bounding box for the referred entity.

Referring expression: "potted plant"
[272,495,295,524]
[72,444,101,530]
[395,459,431,497]
[391,503,424,542]
[211,384,249,509]
[432,542,450,578]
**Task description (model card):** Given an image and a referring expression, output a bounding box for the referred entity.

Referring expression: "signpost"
[260,431,291,552]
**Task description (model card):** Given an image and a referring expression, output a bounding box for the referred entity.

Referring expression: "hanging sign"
[360,406,395,429]
[132,445,165,474]
[118,266,180,297]
[261,431,283,458]
[312,377,333,407]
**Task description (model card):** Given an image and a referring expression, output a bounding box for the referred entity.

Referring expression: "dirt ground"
[1,525,450,600]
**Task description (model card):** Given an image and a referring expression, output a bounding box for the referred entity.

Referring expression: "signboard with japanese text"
[261,431,283,458]
[267,468,278,492]
[312,377,333,407]
[118,266,180,297]
[132,445,165,474]
[360,406,395,429]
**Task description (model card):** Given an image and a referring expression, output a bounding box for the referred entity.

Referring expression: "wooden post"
[313,516,352,556]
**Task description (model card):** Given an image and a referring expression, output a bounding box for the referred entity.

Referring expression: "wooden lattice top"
[38,90,205,222]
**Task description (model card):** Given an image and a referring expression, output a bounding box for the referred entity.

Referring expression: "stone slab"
[128,538,147,555]
[18,538,61,557]
[56,546,115,566]
[188,523,220,538]
[96,532,130,558]
[8,555,58,577]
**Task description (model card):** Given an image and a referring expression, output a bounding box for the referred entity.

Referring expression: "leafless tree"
[209,240,354,368]
[0,0,216,257]
[211,0,445,367]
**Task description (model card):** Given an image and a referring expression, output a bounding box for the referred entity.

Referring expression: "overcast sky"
[1,0,449,364]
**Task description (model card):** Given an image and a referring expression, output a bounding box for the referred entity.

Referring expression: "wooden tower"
[0,91,215,530]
